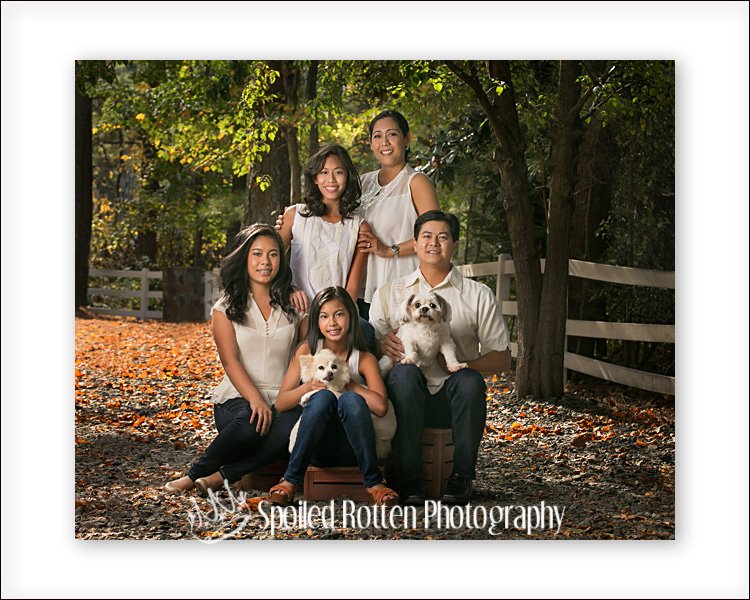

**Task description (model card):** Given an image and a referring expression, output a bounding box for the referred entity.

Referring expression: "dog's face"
[299,348,350,393]
[401,292,451,325]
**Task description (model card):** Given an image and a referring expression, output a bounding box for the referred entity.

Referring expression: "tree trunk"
[75,79,93,310]
[568,115,611,363]
[243,61,292,225]
[306,60,319,156]
[280,61,302,205]
[243,132,291,225]
[531,61,583,399]
[485,61,543,397]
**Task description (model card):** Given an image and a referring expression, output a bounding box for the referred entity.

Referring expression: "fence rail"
[87,268,163,320]
[456,255,675,395]
[89,257,675,395]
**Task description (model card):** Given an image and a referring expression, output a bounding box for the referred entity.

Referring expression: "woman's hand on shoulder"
[290,290,309,314]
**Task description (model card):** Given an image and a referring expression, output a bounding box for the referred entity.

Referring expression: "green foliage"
[84,59,675,376]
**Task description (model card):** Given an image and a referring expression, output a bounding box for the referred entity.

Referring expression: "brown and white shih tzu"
[379,292,468,376]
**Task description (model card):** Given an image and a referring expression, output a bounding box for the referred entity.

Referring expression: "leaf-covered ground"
[75,317,675,541]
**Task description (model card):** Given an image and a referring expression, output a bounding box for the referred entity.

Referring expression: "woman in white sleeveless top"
[355,110,440,318]
[164,224,306,496]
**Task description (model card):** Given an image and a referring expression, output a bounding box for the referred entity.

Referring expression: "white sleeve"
[476,286,510,354]
[368,283,392,338]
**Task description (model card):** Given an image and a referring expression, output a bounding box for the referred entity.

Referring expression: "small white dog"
[288,348,397,460]
[379,292,467,376]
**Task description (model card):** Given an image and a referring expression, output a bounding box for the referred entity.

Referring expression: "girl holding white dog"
[164,224,305,496]
[271,286,399,507]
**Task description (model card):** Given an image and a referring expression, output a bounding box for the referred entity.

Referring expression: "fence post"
[139,268,149,320]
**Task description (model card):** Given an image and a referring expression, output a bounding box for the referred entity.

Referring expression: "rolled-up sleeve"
[476,287,510,354]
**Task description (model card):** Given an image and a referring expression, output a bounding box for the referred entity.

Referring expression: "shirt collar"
[407,265,464,293]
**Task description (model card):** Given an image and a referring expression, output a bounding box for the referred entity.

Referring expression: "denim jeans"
[386,364,487,490]
[283,389,383,488]
[358,316,377,356]
[187,397,303,484]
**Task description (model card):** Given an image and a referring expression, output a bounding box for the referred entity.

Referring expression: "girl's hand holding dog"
[247,396,273,436]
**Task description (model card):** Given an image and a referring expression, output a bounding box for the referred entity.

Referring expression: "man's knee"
[450,368,487,405]
[386,363,424,392]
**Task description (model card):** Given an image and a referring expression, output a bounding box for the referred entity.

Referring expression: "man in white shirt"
[370,210,511,505]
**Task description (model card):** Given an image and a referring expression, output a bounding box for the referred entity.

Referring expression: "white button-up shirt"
[370,266,510,393]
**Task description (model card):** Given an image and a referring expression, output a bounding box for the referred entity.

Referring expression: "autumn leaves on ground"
[75,317,675,540]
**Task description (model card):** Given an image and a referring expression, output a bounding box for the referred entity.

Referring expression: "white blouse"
[289,205,362,302]
[209,295,300,406]
[358,164,421,303]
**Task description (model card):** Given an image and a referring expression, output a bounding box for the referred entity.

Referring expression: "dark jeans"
[187,397,302,484]
[386,364,487,490]
[283,389,383,488]
[358,315,377,356]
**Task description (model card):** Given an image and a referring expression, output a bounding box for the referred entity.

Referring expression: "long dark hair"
[218,224,294,324]
[301,144,361,219]
[305,286,366,358]
[368,109,411,162]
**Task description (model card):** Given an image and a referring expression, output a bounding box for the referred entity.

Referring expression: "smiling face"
[317,299,350,343]
[370,116,411,168]
[315,155,347,204]
[414,220,456,268]
[246,235,281,285]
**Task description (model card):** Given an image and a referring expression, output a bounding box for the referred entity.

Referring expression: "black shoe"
[441,473,472,505]
[400,481,425,506]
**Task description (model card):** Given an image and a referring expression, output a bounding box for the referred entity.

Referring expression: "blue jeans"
[283,390,383,488]
[359,316,377,356]
[386,364,487,490]
[187,397,302,484]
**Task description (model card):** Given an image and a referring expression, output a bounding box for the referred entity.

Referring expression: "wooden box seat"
[240,427,454,501]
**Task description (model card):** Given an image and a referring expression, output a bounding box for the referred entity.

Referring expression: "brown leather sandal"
[367,484,399,507]
[269,479,299,506]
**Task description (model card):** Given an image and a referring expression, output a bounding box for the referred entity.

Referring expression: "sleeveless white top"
[358,164,420,302]
[290,204,363,302]
[315,340,363,386]
[209,296,300,406]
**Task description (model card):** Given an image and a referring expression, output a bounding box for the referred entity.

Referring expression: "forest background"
[76,58,675,399]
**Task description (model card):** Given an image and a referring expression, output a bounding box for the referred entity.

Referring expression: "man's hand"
[378,327,404,362]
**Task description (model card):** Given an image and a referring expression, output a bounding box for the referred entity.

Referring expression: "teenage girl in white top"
[164,224,306,496]
[278,144,372,314]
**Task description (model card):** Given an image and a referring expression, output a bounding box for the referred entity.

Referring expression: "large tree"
[445,60,616,399]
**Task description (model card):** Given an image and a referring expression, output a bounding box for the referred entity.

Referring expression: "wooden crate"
[239,458,287,492]
[240,427,453,501]
[421,427,453,499]
[303,465,371,502]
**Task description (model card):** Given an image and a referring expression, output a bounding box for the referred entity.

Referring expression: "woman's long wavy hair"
[218,224,294,324]
[300,144,361,219]
[305,286,366,358]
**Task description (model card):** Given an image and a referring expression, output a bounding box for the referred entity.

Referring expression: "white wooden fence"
[88,268,163,319]
[89,258,675,395]
[456,255,675,395]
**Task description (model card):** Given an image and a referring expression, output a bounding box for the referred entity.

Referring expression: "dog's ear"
[400,294,415,323]
[299,354,314,380]
[435,293,452,323]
